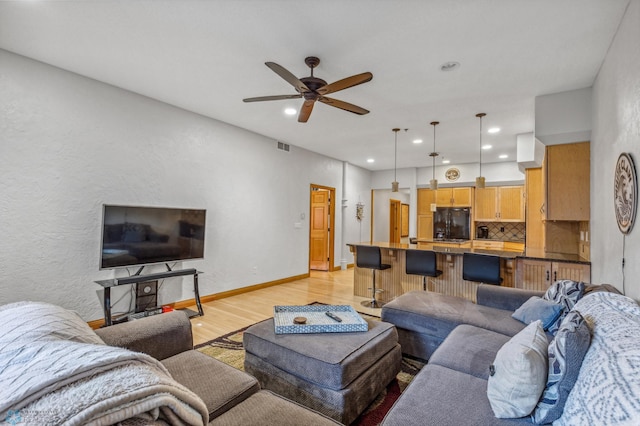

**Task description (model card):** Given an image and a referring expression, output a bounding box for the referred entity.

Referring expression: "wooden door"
[475,187,498,221]
[498,186,525,221]
[551,262,591,283]
[515,258,552,291]
[389,199,401,243]
[310,190,329,271]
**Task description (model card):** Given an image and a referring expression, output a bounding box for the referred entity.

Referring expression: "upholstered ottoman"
[243,318,402,425]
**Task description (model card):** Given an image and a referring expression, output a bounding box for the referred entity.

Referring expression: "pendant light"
[475,113,486,188]
[391,128,400,192]
[429,121,439,190]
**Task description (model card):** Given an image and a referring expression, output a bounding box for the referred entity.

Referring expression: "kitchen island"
[348,242,590,304]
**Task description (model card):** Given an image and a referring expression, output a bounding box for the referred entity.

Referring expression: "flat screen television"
[100,205,206,269]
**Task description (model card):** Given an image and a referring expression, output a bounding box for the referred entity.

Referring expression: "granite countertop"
[348,242,590,264]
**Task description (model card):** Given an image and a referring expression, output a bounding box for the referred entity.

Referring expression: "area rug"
[194,307,424,426]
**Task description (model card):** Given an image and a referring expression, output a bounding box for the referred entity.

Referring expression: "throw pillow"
[532,311,591,424]
[487,320,549,418]
[512,296,564,330]
[543,280,586,334]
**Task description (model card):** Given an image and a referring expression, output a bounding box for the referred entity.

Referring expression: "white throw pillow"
[487,320,549,418]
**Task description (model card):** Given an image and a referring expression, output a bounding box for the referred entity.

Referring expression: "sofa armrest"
[476,285,544,312]
[95,310,193,360]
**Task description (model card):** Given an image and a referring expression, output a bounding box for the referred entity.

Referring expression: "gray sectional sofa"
[380,284,640,425]
[0,301,339,425]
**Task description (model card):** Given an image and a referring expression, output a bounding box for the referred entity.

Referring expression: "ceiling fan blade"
[316,72,373,95]
[298,100,315,123]
[243,94,302,103]
[318,96,369,115]
[265,62,310,93]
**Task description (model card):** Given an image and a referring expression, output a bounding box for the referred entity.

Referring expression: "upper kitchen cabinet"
[544,142,590,221]
[435,187,473,207]
[475,186,525,222]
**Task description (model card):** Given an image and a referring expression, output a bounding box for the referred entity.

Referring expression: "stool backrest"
[356,245,383,269]
[462,252,502,285]
[405,250,438,276]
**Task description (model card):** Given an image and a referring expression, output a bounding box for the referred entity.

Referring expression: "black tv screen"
[100,205,206,269]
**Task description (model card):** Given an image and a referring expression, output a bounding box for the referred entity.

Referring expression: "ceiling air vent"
[277,141,290,152]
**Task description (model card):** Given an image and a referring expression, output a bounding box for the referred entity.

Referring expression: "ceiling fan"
[243,56,373,123]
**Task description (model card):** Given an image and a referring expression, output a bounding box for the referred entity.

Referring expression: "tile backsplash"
[476,222,525,241]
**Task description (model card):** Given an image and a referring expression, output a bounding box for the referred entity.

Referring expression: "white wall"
[341,162,372,266]
[591,0,640,299]
[0,50,372,320]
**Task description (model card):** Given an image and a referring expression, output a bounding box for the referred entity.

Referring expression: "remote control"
[325,312,342,322]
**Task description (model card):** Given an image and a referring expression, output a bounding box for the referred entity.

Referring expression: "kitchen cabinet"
[474,186,524,222]
[503,241,525,252]
[436,187,472,207]
[544,142,590,221]
[472,240,504,250]
[515,258,591,292]
[417,189,435,240]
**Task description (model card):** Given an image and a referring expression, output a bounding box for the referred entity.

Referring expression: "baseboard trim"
[88,272,311,329]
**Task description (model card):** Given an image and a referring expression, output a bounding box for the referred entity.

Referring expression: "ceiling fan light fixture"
[475,113,486,189]
[391,128,400,192]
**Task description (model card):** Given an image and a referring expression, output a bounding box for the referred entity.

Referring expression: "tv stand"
[95,266,203,326]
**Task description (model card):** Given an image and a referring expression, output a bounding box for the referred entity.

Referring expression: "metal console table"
[94,267,203,326]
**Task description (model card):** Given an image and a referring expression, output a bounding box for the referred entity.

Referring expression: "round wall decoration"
[445,168,460,182]
[614,153,638,234]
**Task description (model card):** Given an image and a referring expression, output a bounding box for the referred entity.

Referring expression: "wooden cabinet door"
[452,187,472,206]
[417,214,433,240]
[473,240,504,250]
[546,142,590,221]
[435,188,453,206]
[526,168,545,251]
[475,187,498,221]
[498,186,525,221]
[551,262,591,283]
[515,258,552,291]
[503,242,525,252]
[417,189,435,215]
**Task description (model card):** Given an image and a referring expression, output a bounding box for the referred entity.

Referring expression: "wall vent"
[277,141,290,152]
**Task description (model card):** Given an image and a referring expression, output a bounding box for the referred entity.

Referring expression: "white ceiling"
[0,0,629,171]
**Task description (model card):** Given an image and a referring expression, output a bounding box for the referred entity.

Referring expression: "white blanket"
[0,301,208,425]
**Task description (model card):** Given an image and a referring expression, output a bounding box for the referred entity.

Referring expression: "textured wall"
[0,50,369,321]
[591,0,640,298]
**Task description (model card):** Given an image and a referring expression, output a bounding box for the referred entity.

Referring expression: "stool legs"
[361,270,385,308]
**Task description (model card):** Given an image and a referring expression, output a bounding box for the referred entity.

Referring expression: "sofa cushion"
[512,296,563,331]
[381,364,529,426]
[162,350,260,419]
[243,318,398,390]
[209,390,340,425]
[532,311,590,424]
[487,320,549,419]
[543,280,585,334]
[382,291,527,342]
[428,324,510,379]
[557,292,640,425]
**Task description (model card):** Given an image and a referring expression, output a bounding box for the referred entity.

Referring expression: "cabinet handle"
[554,271,557,282]
[540,203,545,214]
[546,270,550,281]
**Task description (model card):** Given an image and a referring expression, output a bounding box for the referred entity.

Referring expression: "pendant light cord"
[478,115,483,177]
[622,233,626,295]
[432,124,436,178]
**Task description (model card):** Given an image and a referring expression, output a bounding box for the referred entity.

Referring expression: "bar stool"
[405,249,442,291]
[462,252,502,285]
[356,245,391,308]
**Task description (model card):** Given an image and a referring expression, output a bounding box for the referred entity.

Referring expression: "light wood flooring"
[185,268,378,346]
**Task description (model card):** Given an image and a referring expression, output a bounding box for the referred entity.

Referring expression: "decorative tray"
[273,305,368,334]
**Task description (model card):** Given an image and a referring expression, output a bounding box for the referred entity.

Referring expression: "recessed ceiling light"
[499,154,508,159]
[440,61,460,72]
[413,139,423,144]
[367,158,375,163]
[488,127,501,134]
[482,144,492,150]
[442,159,450,164]
[284,108,297,116]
